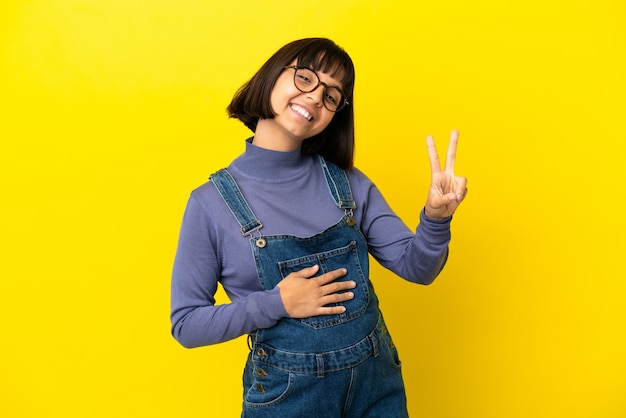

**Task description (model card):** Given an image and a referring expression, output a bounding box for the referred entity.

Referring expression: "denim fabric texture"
[210,156,408,417]
[210,167,263,236]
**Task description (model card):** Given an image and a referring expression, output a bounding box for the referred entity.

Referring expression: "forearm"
[170,288,285,348]
[370,209,451,285]
[396,209,451,284]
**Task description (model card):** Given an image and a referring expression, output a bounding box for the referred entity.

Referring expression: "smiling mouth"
[291,104,313,121]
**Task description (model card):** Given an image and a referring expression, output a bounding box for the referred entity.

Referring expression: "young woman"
[171,38,467,417]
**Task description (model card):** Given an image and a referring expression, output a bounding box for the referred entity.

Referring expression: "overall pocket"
[244,362,294,408]
[278,241,369,329]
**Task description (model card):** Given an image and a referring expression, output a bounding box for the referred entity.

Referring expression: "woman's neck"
[253,119,303,152]
[229,138,311,182]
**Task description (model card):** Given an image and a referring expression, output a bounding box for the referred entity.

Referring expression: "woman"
[171,37,467,417]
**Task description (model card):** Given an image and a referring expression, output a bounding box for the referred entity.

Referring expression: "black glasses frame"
[283,65,349,112]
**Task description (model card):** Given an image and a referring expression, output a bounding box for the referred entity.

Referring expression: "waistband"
[248,315,388,378]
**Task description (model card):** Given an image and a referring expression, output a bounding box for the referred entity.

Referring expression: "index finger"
[444,130,459,172]
[314,268,348,285]
[426,135,442,174]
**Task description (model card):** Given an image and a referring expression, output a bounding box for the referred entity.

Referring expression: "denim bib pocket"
[277,240,369,329]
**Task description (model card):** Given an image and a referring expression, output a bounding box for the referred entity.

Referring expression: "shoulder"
[186,176,230,216]
[181,175,244,237]
[345,166,376,190]
[190,179,219,202]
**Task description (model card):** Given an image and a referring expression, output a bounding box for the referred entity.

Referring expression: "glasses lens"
[293,68,318,92]
[293,67,345,112]
[323,87,344,112]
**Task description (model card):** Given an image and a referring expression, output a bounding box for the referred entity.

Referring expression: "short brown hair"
[227,38,356,169]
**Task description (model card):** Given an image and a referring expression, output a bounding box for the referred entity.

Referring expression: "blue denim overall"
[211,156,408,418]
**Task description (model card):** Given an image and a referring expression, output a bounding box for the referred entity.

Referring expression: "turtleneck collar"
[229,138,315,183]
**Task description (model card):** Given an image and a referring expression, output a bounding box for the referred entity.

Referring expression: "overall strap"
[209,169,262,237]
[318,155,356,211]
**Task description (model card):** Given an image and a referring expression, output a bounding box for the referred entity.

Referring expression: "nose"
[306,84,325,107]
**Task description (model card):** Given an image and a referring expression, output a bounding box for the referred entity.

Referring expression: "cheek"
[269,81,297,113]
[320,112,336,129]
[311,113,335,136]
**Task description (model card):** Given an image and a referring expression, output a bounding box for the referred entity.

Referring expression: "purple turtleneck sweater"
[171,139,452,348]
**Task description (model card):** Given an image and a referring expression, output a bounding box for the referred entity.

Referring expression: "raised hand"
[276,265,356,318]
[424,130,468,220]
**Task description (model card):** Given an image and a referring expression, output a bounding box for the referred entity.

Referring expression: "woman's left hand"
[424,130,468,220]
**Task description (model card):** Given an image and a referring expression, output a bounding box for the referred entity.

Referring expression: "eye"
[324,87,343,106]
[295,72,313,85]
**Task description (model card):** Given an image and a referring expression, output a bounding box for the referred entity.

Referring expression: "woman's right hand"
[276,265,356,318]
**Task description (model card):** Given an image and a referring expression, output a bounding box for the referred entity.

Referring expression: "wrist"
[422,208,451,223]
[423,207,440,220]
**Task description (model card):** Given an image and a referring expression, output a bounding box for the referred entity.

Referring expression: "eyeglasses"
[283,65,349,112]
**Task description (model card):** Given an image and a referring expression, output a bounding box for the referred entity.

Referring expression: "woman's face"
[260,61,344,149]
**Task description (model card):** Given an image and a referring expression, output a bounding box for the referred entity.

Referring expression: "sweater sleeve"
[355,171,451,285]
[170,193,287,348]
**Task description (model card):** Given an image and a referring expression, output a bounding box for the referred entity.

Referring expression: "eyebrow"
[298,57,348,91]
[316,69,345,91]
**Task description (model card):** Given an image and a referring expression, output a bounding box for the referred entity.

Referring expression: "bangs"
[296,48,354,94]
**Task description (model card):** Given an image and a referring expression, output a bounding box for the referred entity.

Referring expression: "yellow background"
[1,1,625,417]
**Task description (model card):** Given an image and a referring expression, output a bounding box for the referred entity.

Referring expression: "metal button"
[256,383,266,393]
[346,216,355,226]
[255,348,268,357]
[256,237,266,248]
[255,367,268,378]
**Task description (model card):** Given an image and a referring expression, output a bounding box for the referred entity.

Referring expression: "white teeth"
[291,104,312,121]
